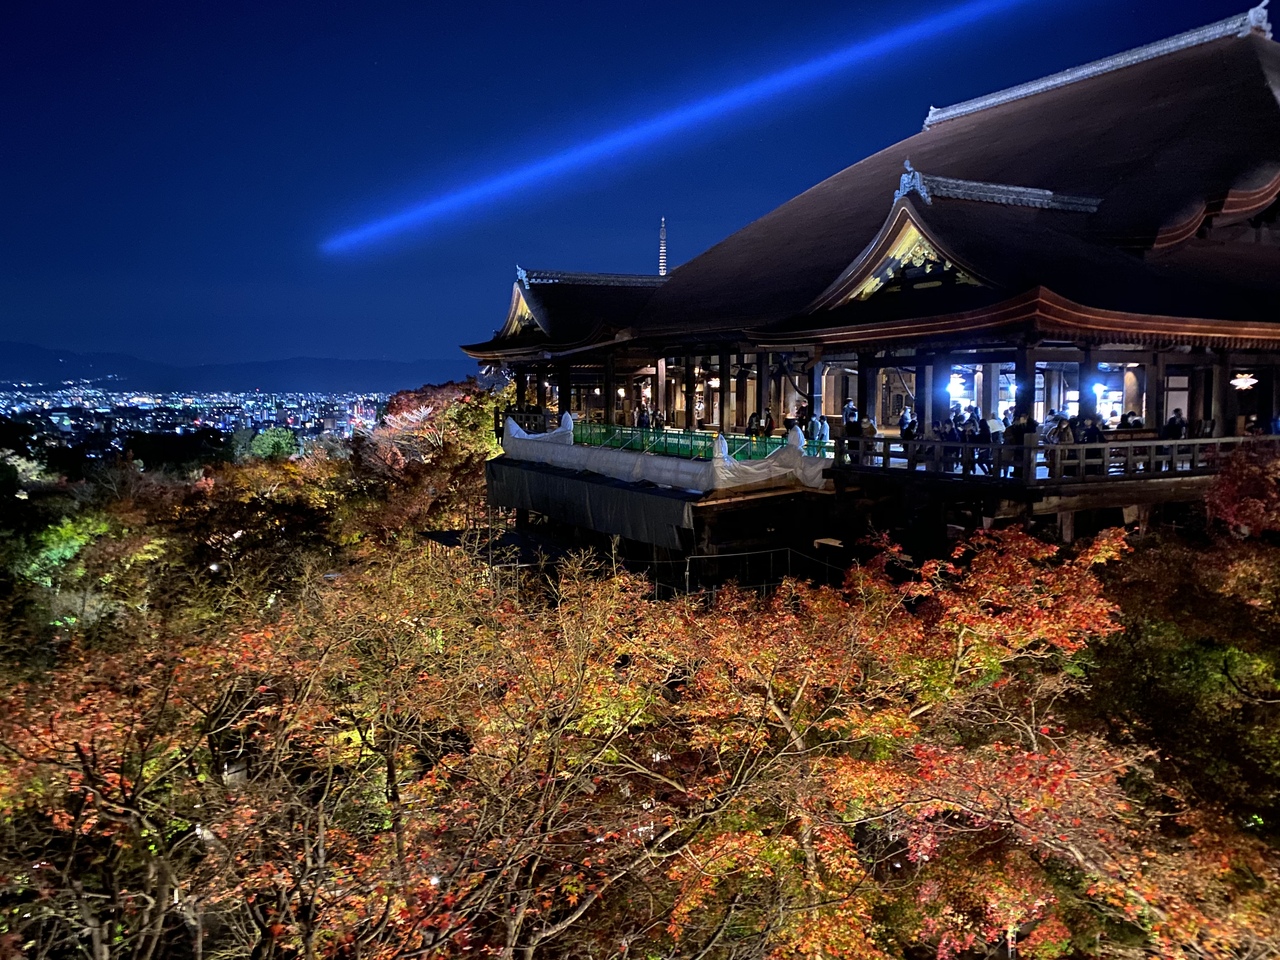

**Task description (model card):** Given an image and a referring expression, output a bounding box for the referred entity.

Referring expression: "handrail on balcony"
[833,435,1278,484]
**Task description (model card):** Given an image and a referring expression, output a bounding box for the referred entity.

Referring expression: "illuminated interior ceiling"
[842,219,981,305]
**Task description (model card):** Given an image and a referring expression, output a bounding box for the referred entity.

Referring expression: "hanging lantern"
[1230,372,1259,390]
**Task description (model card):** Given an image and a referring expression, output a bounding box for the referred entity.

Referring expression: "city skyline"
[3,0,1246,367]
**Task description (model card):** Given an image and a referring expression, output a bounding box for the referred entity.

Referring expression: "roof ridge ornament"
[891,161,1102,213]
[894,160,932,204]
[1247,0,1272,36]
[923,2,1272,130]
[515,265,529,287]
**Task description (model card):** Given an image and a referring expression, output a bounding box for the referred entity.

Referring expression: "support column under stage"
[535,365,547,410]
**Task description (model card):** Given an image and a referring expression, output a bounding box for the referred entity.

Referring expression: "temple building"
[465,4,1280,553]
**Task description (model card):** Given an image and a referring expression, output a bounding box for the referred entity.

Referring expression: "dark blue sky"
[1,0,1248,370]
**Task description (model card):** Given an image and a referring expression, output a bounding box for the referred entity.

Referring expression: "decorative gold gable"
[498,284,544,339]
[844,219,981,304]
[808,203,986,313]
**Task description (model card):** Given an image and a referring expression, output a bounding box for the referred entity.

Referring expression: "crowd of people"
[622,394,1269,457]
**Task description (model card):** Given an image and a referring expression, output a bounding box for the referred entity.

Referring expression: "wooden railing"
[834,435,1277,484]
[497,408,558,437]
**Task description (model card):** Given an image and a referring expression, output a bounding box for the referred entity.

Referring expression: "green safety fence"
[571,422,829,461]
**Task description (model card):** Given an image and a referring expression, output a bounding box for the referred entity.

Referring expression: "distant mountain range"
[0,342,473,394]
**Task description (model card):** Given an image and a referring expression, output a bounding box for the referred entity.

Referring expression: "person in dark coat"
[1163,408,1188,440]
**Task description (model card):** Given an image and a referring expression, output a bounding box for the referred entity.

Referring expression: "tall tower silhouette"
[658,217,668,277]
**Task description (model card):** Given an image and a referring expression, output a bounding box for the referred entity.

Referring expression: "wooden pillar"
[1152,353,1167,430]
[602,355,615,425]
[718,350,731,431]
[1013,346,1034,421]
[1078,346,1096,422]
[1190,366,1207,425]
[685,356,697,431]
[656,358,667,423]
[932,358,951,427]
[556,359,572,418]
[856,352,874,422]
[755,353,769,421]
[535,365,547,409]
[919,362,934,426]
[514,367,528,408]
[1210,355,1228,436]
[735,355,749,429]
[913,361,928,424]
[840,372,852,411]
[809,361,824,422]
[982,362,1000,421]
[1059,510,1076,544]
[1124,368,1142,419]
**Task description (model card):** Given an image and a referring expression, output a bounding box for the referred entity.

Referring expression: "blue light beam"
[322,0,1035,254]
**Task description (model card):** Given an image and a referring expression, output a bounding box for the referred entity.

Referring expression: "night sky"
[2,0,1249,371]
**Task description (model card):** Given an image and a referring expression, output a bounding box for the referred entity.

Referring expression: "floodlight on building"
[948,373,966,398]
[1231,372,1259,390]
[617,387,627,397]
[707,377,721,389]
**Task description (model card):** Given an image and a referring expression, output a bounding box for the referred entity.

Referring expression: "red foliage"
[1205,440,1280,537]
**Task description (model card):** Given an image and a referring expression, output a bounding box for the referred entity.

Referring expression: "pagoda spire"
[658,217,668,277]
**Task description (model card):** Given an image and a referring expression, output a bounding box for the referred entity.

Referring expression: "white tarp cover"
[502,416,830,493]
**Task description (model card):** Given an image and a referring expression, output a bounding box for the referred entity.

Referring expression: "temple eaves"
[923,1,1272,130]
[893,160,1101,213]
[515,266,667,288]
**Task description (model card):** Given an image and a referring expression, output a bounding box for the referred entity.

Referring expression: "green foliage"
[248,425,299,460]
[19,513,110,588]
[1091,534,1280,832]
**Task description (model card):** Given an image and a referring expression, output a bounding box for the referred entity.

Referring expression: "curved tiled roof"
[636,26,1280,333]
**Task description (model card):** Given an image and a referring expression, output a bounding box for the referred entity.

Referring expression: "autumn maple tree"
[2,386,1279,959]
